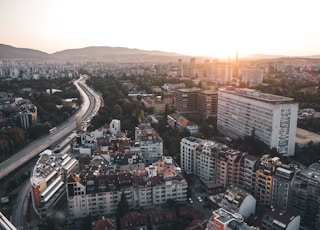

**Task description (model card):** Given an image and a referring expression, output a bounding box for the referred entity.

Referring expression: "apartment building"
[30,149,79,220]
[197,90,218,119]
[134,123,163,164]
[167,113,199,135]
[254,156,281,207]
[67,172,133,219]
[261,208,300,230]
[219,187,256,219]
[132,156,187,207]
[217,87,298,156]
[271,165,298,210]
[196,140,223,181]
[174,88,201,115]
[216,149,243,188]
[180,137,203,174]
[287,163,320,229]
[141,96,166,114]
[67,156,187,219]
[238,154,259,193]
[207,208,256,230]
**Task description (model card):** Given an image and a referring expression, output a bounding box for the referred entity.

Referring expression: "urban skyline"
[1,0,320,58]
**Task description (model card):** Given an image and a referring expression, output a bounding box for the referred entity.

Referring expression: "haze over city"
[1,0,320,58]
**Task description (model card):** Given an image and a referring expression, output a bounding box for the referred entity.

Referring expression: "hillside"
[0,44,186,62]
[0,44,50,59]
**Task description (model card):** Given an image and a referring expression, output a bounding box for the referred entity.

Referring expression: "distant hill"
[1,44,319,62]
[0,44,50,59]
[0,44,186,62]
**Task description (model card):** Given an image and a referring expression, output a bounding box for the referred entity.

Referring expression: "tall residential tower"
[217,87,298,156]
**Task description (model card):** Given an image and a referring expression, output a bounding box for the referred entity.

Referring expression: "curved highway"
[0,75,101,181]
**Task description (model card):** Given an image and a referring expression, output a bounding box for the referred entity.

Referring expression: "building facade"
[167,113,199,135]
[134,123,163,164]
[271,166,297,210]
[207,208,255,230]
[180,137,203,174]
[195,140,225,181]
[197,90,218,119]
[220,187,256,219]
[30,149,79,220]
[217,87,298,156]
[174,88,201,115]
[287,163,320,229]
[216,149,243,188]
[67,156,187,219]
[261,208,300,230]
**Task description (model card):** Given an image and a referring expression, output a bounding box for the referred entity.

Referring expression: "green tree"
[112,104,123,119]
[116,192,129,229]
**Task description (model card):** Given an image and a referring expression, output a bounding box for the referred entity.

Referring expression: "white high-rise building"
[217,87,298,156]
[109,119,121,135]
[180,137,203,174]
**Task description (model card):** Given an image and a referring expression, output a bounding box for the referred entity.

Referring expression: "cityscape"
[1,1,320,230]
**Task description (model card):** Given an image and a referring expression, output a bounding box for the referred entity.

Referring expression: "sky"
[1,0,320,58]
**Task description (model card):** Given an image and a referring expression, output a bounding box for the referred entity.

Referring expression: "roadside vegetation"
[0,77,80,159]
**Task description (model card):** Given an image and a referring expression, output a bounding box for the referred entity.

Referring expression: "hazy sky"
[1,0,320,58]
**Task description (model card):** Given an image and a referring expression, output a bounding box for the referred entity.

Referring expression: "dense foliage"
[0,127,25,162]
[86,76,143,138]
[0,78,80,157]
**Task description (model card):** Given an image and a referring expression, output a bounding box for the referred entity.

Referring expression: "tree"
[112,104,123,119]
[116,192,129,229]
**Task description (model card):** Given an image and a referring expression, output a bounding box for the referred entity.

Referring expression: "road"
[9,75,102,229]
[0,75,100,181]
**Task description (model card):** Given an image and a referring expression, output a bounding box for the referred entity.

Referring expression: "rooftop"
[263,207,299,227]
[220,87,295,104]
[30,149,73,187]
[295,128,320,147]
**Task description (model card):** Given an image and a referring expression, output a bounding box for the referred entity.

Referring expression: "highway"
[0,75,101,181]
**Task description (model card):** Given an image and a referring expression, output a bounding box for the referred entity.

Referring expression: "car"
[197,196,203,202]
[188,198,193,204]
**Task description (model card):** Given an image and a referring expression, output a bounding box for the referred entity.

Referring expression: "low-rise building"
[167,113,199,135]
[133,123,163,164]
[30,149,79,220]
[121,212,147,230]
[219,187,256,219]
[261,208,300,230]
[207,208,256,230]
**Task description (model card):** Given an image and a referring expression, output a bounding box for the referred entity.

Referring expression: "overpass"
[0,75,101,181]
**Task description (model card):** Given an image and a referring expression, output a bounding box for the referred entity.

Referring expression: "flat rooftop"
[219,87,295,104]
[296,128,320,147]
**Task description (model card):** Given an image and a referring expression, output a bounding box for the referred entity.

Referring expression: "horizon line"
[1,43,320,60]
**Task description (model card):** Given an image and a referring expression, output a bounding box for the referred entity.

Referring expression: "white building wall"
[217,89,298,156]
[109,119,121,135]
[180,137,203,174]
[286,216,301,230]
[238,195,256,219]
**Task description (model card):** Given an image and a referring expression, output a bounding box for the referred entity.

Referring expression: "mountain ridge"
[0,44,186,62]
[1,43,320,62]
